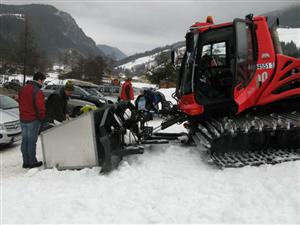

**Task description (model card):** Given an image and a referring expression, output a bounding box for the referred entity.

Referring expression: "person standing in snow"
[18,72,46,168]
[44,81,74,125]
[120,77,134,102]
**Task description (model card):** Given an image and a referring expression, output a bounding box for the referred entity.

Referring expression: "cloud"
[2,0,299,55]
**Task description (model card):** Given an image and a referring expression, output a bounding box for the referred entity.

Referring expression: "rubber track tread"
[193,111,300,168]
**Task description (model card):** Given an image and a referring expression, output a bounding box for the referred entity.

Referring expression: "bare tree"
[19,14,39,85]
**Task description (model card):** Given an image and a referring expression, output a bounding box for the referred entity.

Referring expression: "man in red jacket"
[120,77,134,102]
[18,72,46,168]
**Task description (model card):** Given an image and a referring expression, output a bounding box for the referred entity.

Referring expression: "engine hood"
[0,107,20,124]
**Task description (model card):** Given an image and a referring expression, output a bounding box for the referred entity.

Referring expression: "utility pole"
[23,13,28,86]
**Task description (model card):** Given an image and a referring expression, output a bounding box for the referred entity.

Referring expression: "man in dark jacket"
[18,72,46,168]
[45,81,74,124]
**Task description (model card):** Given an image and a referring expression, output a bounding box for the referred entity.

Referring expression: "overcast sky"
[2,0,299,56]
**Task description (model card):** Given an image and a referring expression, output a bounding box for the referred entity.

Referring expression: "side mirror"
[186,32,194,53]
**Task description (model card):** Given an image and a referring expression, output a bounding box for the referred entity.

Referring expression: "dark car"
[77,85,116,103]
[11,79,21,84]
[43,84,110,107]
[98,85,120,96]
[78,85,104,97]
[3,81,23,92]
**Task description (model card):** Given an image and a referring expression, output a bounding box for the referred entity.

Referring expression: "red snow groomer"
[42,14,300,173]
[173,14,300,167]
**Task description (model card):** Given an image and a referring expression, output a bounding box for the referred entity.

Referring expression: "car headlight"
[99,99,106,104]
[0,123,5,131]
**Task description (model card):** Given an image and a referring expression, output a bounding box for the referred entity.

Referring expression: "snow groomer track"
[193,111,300,168]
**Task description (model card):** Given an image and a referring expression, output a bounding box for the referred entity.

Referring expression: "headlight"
[99,99,106,104]
[0,123,5,131]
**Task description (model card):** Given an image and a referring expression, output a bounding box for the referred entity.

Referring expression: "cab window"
[200,41,227,67]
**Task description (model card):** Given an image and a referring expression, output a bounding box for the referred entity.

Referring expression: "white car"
[0,95,22,145]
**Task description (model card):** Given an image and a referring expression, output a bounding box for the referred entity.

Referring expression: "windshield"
[85,88,103,97]
[235,22,256,87]
[73,86,91,96]
[0,96,18,109]
[93,88,104,97]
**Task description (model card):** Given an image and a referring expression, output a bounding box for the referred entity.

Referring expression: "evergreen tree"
[146,52,176,85]
[61,55,107,84]
[281,41,300,58]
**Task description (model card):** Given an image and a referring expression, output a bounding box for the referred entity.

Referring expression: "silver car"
[0,95,22,145]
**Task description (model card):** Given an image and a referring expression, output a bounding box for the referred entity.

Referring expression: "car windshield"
[84,88,101,96]
[0,96,18,109]
[73,86,91,96]
[92,88,104,97]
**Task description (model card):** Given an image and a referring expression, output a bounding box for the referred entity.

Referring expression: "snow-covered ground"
[1,87,300,224]
[1,126,300,223]
[132,81,157,89]
[159,87,176,104]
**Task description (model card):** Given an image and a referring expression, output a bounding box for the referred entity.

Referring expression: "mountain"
[97,44,126,61]
[116,41,184,73]
[0,4,103,62]
[264,4,300,28]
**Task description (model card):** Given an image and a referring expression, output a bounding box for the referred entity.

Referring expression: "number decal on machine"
[257,62,274,70]
[257,72,269,87]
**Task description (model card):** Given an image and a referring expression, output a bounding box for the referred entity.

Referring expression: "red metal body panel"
[257,54,300,105]
[178,93,204,116]
[192,21,233,33]
[234,16,276,113]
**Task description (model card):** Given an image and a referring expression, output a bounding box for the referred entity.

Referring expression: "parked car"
[42,89,97,117]
[78,85,104,97]
[0,95,22,145]
[3,81,23,92]
[98,85,120,96]
[43,85,112,106]
[78,85,117,103]
[11,79,21,84]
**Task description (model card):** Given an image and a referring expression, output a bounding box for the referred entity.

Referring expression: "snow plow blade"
[41,104,143,173]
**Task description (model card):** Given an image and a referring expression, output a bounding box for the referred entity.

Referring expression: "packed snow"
[158,88,176,104]
[1,88,300,224]
[132,81,156,89]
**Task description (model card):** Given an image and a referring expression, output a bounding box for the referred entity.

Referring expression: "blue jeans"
[20,120,41,165]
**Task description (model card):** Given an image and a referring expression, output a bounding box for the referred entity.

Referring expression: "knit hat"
[65,80,74,91]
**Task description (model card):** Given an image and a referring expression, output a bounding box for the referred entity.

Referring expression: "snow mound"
[158,88,177,104]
